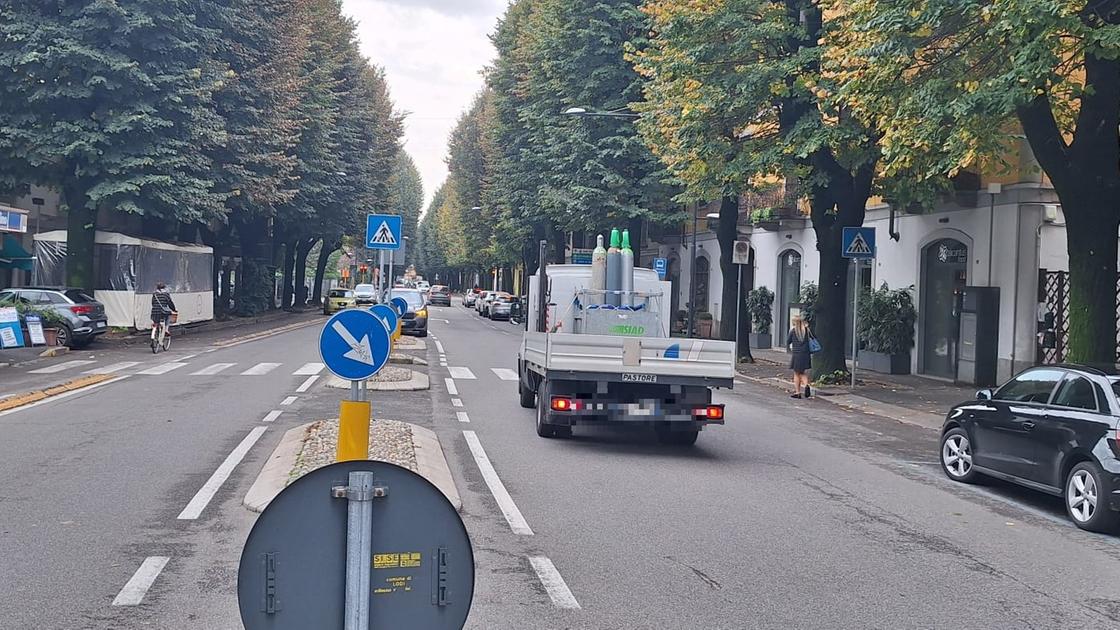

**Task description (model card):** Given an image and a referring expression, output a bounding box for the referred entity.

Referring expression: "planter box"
[858,350,911,375]
[749,332,772,349]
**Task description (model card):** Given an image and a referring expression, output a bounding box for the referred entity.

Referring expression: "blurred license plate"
[96,322,106,328]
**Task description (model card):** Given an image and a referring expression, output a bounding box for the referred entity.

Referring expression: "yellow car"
[324,288,356,315]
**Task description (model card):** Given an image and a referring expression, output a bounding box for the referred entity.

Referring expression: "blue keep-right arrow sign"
[319,309,391,381]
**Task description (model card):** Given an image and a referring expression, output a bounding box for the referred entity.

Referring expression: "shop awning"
[0,234,33,271]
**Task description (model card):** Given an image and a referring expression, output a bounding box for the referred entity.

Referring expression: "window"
[994,369,1064,404]
[45,292,69,305]
[0,290,15,304]
[389,290,424,309]
[1050,376,1097,411]
[63,289,95,303]
[329,289,354,298]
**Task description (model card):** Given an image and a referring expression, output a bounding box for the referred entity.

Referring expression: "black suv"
[0,287,109,348]
[940,364,1120,532]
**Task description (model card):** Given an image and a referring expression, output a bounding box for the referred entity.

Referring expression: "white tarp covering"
[33,230,213,329]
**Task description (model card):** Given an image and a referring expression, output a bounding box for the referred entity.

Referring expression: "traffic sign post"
[319,309,392,462]
[238,461,475,630]
[842,227,877,389]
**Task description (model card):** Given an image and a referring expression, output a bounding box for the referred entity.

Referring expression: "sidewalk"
[737,348,977,430]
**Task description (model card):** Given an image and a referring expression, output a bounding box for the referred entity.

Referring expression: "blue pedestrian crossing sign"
[370,303,398,336]
[366,214,402,251]
[842,227,876,259]
[319,309,391,381]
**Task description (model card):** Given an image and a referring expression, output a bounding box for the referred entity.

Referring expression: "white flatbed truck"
[517,263,735,445]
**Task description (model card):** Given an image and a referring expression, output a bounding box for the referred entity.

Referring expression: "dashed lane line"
[452,398,463,407]
[456,412,471,423]
[462,430,532,535]
[444,378,458,396]
[295,375,320,393]
[112,556,170,606]
[177,426,267,520]
[261,410,283,423]
[529,556,581,609]
[280,396,297,406]
[434,340,445,353]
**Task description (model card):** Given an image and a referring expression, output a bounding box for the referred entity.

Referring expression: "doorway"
[921,238,969,378]
[778,249,802,339]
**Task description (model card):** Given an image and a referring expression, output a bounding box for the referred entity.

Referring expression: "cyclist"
[151,283,178,331]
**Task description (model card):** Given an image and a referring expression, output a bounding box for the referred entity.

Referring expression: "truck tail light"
[551,397,577,412]
[70,305,93,315]
[694,405,724,420]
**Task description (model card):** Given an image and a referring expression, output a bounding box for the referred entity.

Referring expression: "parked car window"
[389,290,424,309]
[19,290,45,304]
[993,369,1064,404]
[329,289,354,298]
[1050,375,1097,411]
[45,292,69,305]
[63,289,95,303]
[0,290,16,304]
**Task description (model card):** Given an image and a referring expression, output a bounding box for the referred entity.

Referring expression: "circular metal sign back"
[370,303,399,336]
[238,461,474,629]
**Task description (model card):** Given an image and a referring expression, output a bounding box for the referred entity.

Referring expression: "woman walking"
[787,315,813,398]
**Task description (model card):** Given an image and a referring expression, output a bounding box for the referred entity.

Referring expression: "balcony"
[740,182,806,231]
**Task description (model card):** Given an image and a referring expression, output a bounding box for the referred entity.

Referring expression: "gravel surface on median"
[288,418,418,485]
[371,366,413,382]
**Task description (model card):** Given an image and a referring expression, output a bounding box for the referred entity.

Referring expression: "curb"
[325,371,430,392]
[395,339,427,352]
[0,373,116,413]
[410,424,463,512]
[389,353,429,366]
[38,346,70,358]
[212,318,322,349]
[735,370,941,431]
[244,422,313,513]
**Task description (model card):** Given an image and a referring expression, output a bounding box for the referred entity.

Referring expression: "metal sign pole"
[734,264,742,361]
[342,471,375,630]
[851,259,860,389]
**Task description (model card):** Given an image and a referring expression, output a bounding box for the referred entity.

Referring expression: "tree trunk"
[220,259,233,314]
[234,216,272,316]
[716,196,740,344]
[294,237,318,307]
[627,216,644,267]
[1065,209,1119,368]
[813,222,852,376]
[63,180,97,291]
[313,238,339,306]
[280,239,296,310]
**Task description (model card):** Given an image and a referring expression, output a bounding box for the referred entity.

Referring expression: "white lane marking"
[240,362,281,376]
[29,360,96,374]
[280,396,297,406]
[112,556,170,606]
[491,368,518,381]
[456,412,470,423]
[448,367,476,380]
[190,362,236,376]
[177,426,267,520]
[462,431,532,535]
[84,361,140,375]
[444,378,458,396]
[293,362,325,375]
[177,354,199,361]
[529,556,581,609]
[295,375,320,393]
[137,362,188,375]
[434,340,445,353]
[261,410,283,423]
[0,376,130,418]
[452,398,463,407]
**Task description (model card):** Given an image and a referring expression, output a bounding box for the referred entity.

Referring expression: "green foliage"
[815,370,849,386]
[857,283,917,355]
[14,303,67,327]
[388,152,424,264]
[746,287,775,335]
[798,282,819,329]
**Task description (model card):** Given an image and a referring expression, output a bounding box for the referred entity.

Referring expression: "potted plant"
[857,283,918,375]
[17,304,66,346]
[746,287,774,348]
[696,311,714,338]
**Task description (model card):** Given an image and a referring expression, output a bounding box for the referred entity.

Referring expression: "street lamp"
[562,106,640,119]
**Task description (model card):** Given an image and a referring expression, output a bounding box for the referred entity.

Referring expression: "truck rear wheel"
[656,428,699,446]
[518,378,535,409]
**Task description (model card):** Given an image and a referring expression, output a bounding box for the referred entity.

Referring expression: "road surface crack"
[664,555,721,590]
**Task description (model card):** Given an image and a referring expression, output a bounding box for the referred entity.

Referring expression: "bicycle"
[150,312,176,353]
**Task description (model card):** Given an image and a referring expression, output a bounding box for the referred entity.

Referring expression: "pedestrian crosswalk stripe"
[491,368,518,381]
[30,360,96,374]
[241,362,281,376]
[84,361,140,375]
[137,362,189,375]
[448,367,476,380]
[293,362,325,376]
[191,362,236,376]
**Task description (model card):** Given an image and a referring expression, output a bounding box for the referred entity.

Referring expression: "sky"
[341,0,508,210]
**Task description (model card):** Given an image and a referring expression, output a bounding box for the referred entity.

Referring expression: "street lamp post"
[562,106,640,119]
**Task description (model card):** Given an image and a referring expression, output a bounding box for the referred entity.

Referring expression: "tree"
[388,151,424,265]
[0,0,229,289]
[633,0,882,374]
[830,0,1120,367]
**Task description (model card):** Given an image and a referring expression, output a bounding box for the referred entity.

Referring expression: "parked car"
[386,288,428,337]
[323,288,356,315]
[0,287,108,348]
[489,293,514,320]
[428,285,452,307]
[939,364,1120,533]
[476,291,494,316]
[353,283,377,306]
[463,291,478,307]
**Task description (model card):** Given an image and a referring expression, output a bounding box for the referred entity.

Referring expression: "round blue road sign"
[319,309,391,381]
[390,296,409,317]
[370,303,398,335]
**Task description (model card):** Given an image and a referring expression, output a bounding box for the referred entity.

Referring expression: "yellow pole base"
[336,400,371,462]
[393,321,402,342]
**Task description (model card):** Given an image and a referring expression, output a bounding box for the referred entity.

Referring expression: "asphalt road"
[2,303,1119,629]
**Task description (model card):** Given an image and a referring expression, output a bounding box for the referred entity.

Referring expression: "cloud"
[342,1,504,208]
